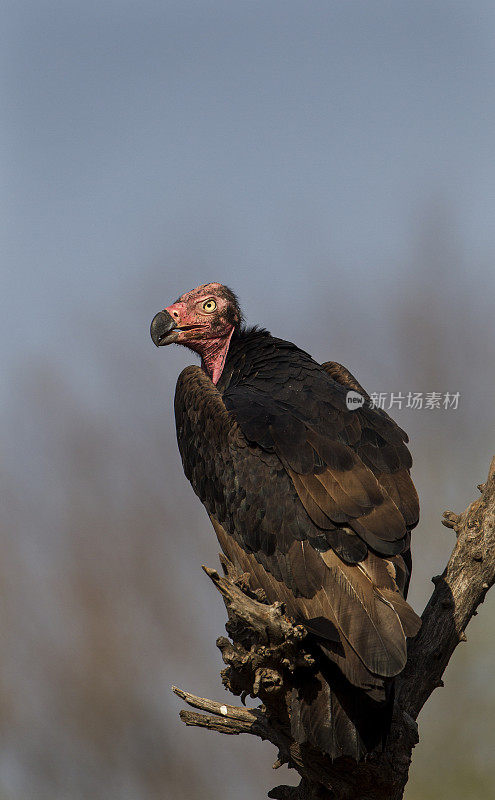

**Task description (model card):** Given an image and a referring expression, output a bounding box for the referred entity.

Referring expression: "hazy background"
[2,2,495,798]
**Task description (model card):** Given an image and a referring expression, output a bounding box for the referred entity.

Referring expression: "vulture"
[151,282,420,760]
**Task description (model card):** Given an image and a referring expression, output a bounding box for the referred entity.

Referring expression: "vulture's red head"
[150,282,242,384]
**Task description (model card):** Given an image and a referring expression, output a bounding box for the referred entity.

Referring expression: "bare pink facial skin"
[165,282,239,384]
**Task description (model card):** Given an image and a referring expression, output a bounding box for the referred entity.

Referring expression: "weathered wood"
[397,455,495,720]
[173,457,495,800]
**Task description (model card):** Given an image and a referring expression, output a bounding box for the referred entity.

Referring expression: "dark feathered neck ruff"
[232,324,271,341]
[216,323,305,393]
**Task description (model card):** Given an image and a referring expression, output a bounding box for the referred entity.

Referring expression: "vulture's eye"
[202,299,217,313]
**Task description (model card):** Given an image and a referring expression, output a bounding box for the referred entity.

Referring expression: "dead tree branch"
[173,457,495,800]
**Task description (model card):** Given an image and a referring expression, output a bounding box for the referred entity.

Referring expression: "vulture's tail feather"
[290,655,393,760]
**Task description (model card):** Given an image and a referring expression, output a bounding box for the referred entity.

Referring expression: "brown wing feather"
[321,361,369,396]
[375,470,419,528]
[320,361,419,530]
[211,516,387,691]
[287,447,407,549]
[318,548,409,675]
[211,515,419,679]
[355,554,421,638]
[288,470,338,529]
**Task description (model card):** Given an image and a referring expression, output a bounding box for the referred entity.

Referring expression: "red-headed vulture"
[151,282,420,760]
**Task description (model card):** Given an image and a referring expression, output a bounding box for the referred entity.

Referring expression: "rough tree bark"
[173,457,495,800]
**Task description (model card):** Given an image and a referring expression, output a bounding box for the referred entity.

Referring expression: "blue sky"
[3,0,495,388]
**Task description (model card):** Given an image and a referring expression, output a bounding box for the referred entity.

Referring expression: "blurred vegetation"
[1,215,494,799]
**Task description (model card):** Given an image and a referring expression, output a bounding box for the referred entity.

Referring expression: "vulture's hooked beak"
[150,310,179,347]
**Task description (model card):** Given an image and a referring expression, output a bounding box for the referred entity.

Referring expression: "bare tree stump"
[173,456,495,799]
